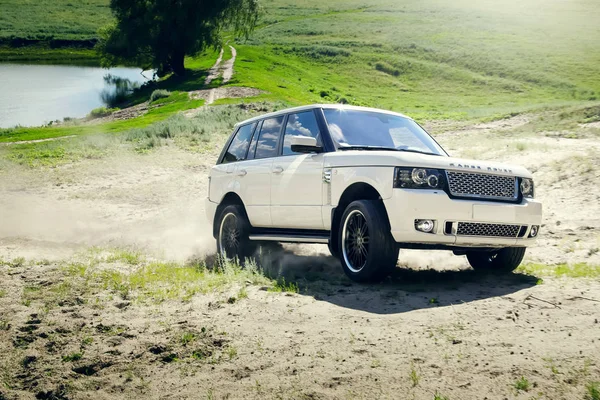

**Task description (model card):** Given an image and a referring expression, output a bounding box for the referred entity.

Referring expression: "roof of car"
[235,104,413,127]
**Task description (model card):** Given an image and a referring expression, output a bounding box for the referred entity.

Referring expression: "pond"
[0,63,152,129]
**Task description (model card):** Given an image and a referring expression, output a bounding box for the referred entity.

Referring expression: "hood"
[323,151,532,178]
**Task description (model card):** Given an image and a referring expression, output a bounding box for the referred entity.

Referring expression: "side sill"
[248,228,330,244]
[248,234,329,244]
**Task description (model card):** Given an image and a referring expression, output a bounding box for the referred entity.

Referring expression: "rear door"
[270,110,325,229]
[238,116,284,227]
[210,122,256,205]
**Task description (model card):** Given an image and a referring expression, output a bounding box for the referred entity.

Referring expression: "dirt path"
[204,48,225,86]
[222,45,237,83]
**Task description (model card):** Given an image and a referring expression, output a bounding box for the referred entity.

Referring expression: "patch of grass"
[518,263,600,279]
[62,352,83,362]
[181,332,197,346]
[410,364,420,387]
[0,319,9,330]
[587,381,600,400]
[68,254,275,304]
[8,257,26,268]
[434,393,450,400]
[237,287,248,300]
[514,376,531,392]
[105,250,143,266]
[268,277,299,293]
[0,289,6,298]
[227,346,238,360]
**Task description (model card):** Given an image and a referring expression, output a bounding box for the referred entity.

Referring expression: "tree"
[97,0,260,76]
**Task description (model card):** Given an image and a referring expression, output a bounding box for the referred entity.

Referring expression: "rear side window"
[282,111,321,156]
[222,123,256,163]
[255,116,284,159]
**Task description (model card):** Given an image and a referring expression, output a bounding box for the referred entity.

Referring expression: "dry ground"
[0,114,599,399]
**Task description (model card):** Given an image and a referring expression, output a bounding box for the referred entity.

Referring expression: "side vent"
[323,168,332,183]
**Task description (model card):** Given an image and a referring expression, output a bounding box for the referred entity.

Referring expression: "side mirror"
[290,136,323,154]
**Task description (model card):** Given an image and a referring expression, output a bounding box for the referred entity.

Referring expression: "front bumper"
[384,189,542,247]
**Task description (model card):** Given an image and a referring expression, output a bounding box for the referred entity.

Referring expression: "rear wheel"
[216,204,255,263]
[466,247,526,273]
[338,200,399,282]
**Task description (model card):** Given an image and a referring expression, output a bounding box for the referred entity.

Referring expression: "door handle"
[273,166,284,174]
[236,169,247,177]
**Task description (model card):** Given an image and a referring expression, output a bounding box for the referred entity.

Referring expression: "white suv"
[206,104,542,282]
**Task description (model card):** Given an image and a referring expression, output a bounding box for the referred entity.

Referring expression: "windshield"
[323,109,447,156]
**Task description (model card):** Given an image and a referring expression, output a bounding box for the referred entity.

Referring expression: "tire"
[466,247,526,273]
[337,200,399,283]
[215,204,255,263]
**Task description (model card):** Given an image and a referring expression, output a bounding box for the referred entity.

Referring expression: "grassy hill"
[0,0,599,126]
[0,0,111,41]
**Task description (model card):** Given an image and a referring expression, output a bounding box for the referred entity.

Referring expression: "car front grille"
[446,171,517,201]
[456,222,521,238]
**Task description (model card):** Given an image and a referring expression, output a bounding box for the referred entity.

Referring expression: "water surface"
[0,63,151,128]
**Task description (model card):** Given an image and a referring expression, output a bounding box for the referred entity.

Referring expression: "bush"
[150,89,172,103]
[88,107,118,119]
[285,45,351,60]
[375,61,401,77]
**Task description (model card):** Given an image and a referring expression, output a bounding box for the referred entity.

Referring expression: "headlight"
[394,167,445,189]
[520,178,534,198]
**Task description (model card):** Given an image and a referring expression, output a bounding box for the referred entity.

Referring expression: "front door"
[270,110,324,229]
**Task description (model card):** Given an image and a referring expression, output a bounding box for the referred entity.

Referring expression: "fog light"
[415,219,436,233]
[529,225,540,238]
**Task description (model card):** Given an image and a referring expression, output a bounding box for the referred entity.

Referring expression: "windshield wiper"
[337,145,398,151]
[395,148,442,157]
[337,145,442,156]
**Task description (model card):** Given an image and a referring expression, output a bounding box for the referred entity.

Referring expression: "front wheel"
[338,200,399,283]
[466,247,526,273]
[216,204,255,263]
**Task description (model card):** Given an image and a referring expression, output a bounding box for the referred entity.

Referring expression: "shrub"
[375,61,401,77]
[150,89,172,103]
[88,107,118,119]
[285,45,351,59]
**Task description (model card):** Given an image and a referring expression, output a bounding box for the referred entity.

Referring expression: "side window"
[255,116,284,159]
[282,111,321,156]
[222,123,256,163]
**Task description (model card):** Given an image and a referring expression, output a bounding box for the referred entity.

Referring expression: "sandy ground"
[0,115,599,399]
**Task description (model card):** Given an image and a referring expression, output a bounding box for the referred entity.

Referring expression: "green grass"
[514,376,531,392]
[224,0,600,119]
[2,0,598,116]
[61,352,83,363]
[268,277,299,293]
[518,263,600,279]
[0,0,111,42]
[410,364,420,387]
[587,382,600,400]
[11,250,283,309]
